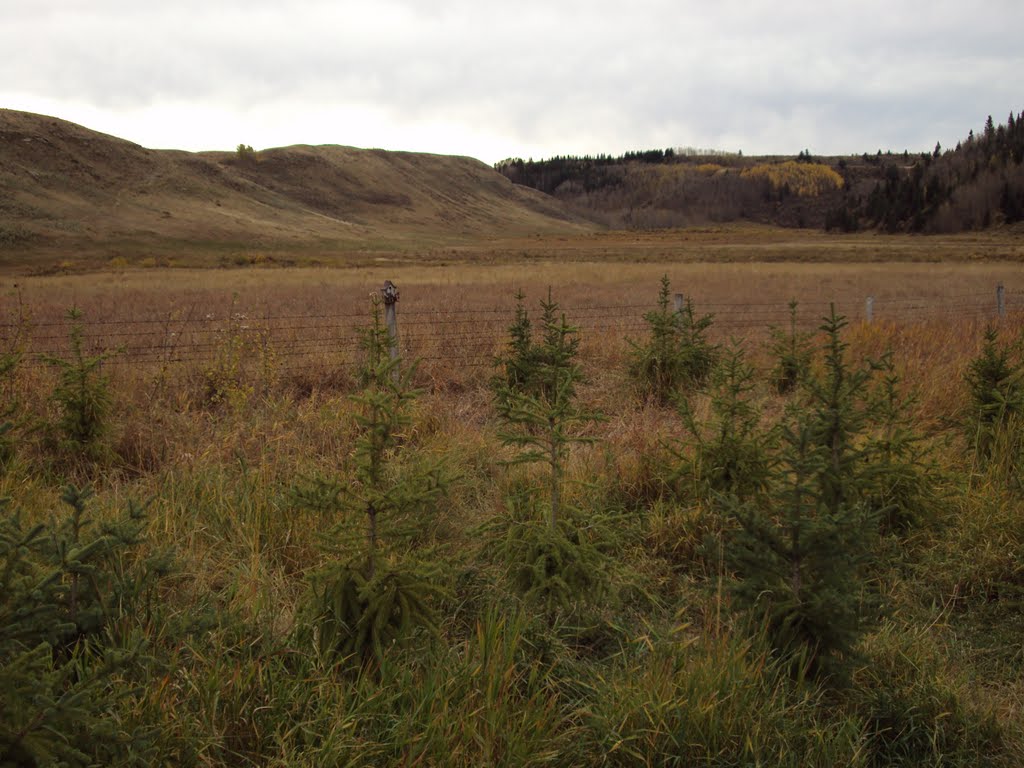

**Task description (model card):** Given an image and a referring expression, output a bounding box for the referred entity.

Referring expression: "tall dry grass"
[1,261,1023,765]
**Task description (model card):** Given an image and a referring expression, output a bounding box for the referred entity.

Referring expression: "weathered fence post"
[997,283,1006,319]
[381,280,400,382]
[865,295,874,324]
[674,293,684,313]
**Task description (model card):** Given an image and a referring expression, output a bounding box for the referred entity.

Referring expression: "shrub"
[629,275,718,404]
[964,326,1023,464]
[202,298,278,410]
[295,297,448,665]
[41,309,118,463]
[728,308,881,683]
[0,486,170,766]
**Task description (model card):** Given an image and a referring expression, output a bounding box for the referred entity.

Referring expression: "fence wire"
[2,287,1021,377]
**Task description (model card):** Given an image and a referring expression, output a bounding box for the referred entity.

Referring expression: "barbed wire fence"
[2,282,1020,382]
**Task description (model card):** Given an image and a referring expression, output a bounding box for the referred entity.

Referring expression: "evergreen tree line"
[495,150,679,196]
[497,110,1024,233]
[497,153,833,230]
[827,110,1024,233]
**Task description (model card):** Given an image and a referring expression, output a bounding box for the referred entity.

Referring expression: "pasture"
[2,249,1024,766]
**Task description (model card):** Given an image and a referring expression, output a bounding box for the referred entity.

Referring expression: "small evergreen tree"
[492,290,537,409]
[675,293,718,387]
[0,348,21,469]
[41,309,118,463]
[864,353,944,535]
[355,293,394,390]
[0,290,28,469]
[495,291,602,528]
[767,300,814,395]
[808,309,878,514]
[676,343,772,503]
[628,276,718,404]
[0,487,167,765]
[492,291,608,614]
[728,308,880,683]
[296,297,447,665]
[964,326,1023,463]
[628,275,684,404]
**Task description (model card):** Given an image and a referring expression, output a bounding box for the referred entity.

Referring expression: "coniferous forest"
[497,111,1024,234]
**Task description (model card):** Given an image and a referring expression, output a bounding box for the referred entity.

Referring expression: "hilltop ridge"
[0,109,592,266]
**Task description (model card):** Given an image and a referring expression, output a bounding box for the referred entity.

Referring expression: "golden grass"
[3,251,1024,764]
[4,258,1019,504]
[3,260,1019,443]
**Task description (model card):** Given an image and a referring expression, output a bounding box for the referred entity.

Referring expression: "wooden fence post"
[865,295,874,324]
[381,280,400,382]
[997,283,1006,319]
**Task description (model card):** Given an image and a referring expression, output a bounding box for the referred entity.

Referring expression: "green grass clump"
[851,622,1008,767]
[580,629,863,766]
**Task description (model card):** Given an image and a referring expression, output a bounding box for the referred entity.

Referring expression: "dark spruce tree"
[629,276,718,405]
[491,291,608,615]
[295,296,448,666]
[728,308,881,683]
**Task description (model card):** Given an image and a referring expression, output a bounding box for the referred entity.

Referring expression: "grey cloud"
[2,0,1022,159]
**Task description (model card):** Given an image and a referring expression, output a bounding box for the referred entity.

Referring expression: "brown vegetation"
[0,109,592,269]
[3,257,1024,764]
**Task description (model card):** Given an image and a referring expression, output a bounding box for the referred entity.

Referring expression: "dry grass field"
[3,226,1024,764]
[4,253,1020,401]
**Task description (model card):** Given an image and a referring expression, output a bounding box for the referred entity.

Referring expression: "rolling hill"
[0,109,593,267]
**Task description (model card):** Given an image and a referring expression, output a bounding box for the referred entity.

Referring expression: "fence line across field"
[3,282,1020,375]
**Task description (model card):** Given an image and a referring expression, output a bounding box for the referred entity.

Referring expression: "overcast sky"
[3,0,1022,164]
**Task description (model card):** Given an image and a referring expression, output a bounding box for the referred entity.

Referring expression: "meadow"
[2,256,1024,766]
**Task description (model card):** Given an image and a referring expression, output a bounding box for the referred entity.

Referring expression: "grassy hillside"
[0,109,592,268]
